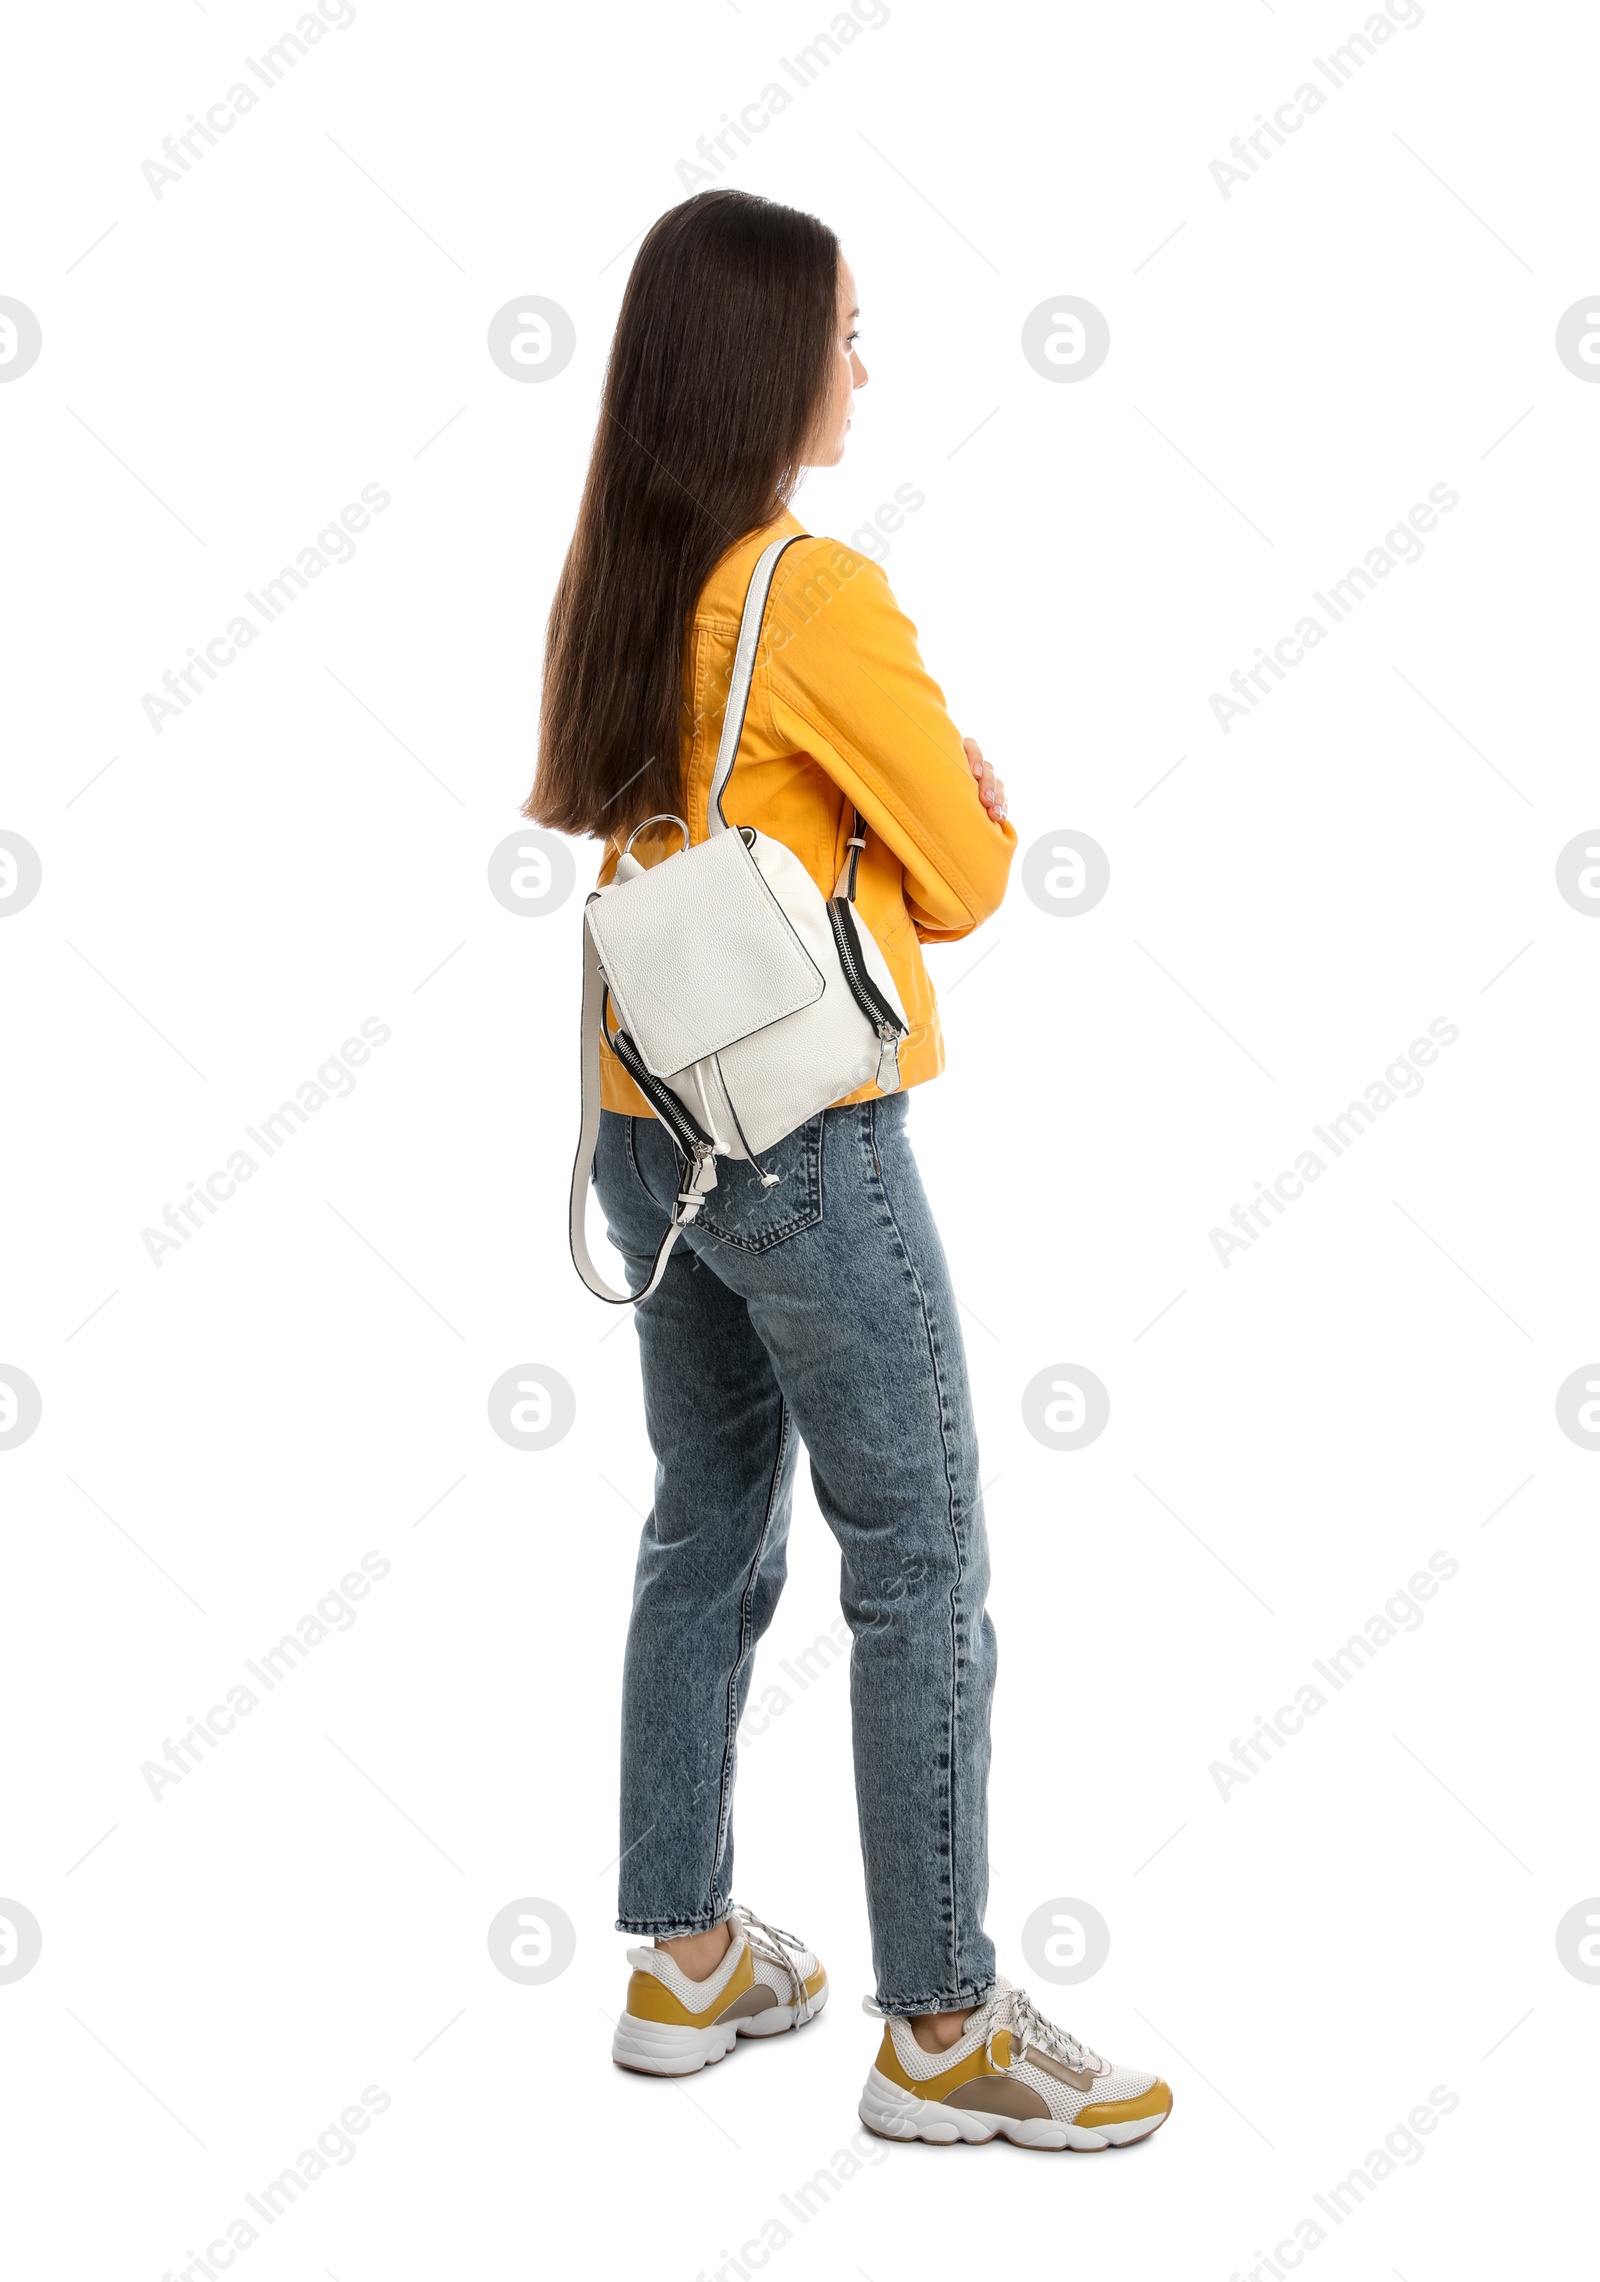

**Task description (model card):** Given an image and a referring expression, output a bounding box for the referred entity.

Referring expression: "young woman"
[526,189,1172,2150]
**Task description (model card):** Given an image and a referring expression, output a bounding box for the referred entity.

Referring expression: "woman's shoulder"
[695,513,893,637]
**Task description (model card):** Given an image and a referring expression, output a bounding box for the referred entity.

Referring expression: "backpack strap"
[832,812,868,901]
[707,529,871,900]
[707,532,809,835]
[568,913,719,1306]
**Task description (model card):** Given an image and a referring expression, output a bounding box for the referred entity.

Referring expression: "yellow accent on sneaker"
[1072,2079,1173,2129]
[872,2022,1012,2094]
[623,1943,755,2026]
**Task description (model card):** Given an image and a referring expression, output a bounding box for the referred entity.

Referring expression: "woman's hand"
[963,737,1008,824]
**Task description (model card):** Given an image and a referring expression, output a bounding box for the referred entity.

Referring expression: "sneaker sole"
[857,2066,1171,2150]
[612,1978,829,2077]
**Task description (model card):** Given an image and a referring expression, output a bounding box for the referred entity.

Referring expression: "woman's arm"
[764,542,1017,941]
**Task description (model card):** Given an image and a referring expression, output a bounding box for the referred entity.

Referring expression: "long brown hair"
[524,190,839,841]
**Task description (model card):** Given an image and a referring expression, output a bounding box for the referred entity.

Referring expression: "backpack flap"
[587,826,825,1078]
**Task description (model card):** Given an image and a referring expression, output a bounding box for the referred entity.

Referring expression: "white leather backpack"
[569,532,909,1305]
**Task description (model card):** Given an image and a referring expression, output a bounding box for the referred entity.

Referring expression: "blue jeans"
[593,1090,998,2017]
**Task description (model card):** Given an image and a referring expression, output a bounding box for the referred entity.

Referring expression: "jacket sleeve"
[762,540,1016,942]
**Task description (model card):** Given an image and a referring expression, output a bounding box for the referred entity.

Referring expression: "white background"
[3,0,1596,2275]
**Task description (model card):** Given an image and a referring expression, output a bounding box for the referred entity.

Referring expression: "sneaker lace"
[730,1902,816,2026]
[986,1983,1105,2077]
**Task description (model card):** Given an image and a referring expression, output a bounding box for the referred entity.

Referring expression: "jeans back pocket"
[684,1113,824,1253]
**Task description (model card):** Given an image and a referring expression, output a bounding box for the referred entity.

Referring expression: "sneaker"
[858,1979,1173,2149]
[611,1904,829,2077]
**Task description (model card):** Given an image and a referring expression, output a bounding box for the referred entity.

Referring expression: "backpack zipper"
[826,900,907,1090]
[605,1008,715,1156]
